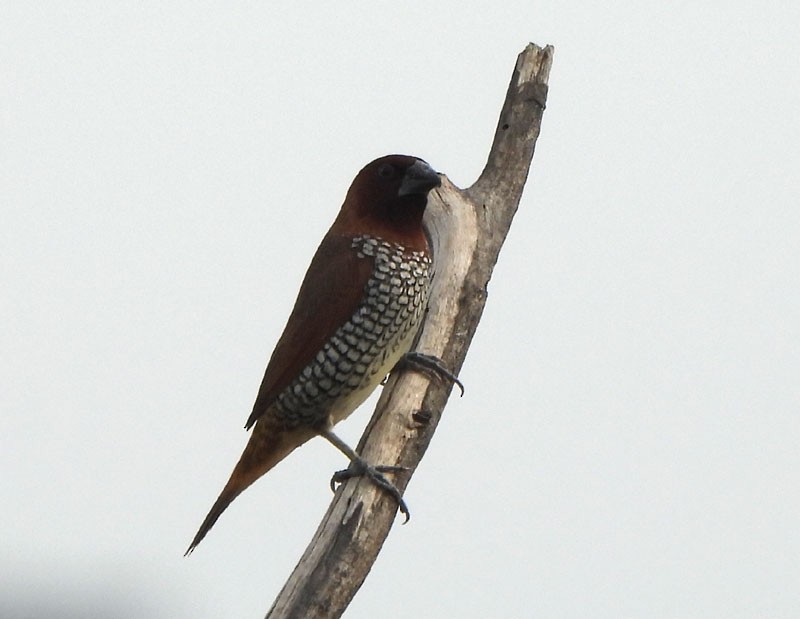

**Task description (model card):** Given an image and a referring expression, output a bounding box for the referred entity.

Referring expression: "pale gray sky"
[2,2,799,618]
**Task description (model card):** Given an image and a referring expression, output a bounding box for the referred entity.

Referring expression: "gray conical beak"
[398,160,441,197]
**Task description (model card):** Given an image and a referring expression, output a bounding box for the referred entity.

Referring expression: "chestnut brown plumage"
[186,155,442,554]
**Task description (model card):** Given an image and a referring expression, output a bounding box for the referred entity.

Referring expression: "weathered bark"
[266,42,554,619]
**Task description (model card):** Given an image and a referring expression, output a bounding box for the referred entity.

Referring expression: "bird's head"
[333,154,441,249]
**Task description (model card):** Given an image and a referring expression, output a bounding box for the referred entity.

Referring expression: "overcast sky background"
[2,2,799,618]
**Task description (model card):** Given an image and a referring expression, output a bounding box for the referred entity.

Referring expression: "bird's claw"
[397,352,465,396]
[330,458,411,523]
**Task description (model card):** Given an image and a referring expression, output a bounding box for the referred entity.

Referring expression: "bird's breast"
[274,235,433,429]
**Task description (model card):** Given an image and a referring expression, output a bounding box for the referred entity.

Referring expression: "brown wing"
[244,233,373,429]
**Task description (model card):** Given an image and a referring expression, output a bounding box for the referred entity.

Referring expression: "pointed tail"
[185,422,315,555]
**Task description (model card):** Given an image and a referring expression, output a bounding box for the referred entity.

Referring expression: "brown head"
[331,154,441,251]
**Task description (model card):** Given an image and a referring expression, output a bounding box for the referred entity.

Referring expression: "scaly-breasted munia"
[186,154,450,554]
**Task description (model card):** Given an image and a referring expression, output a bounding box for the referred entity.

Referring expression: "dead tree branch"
[266,42,554,619]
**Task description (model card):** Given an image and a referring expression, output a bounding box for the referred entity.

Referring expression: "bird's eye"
[377,163,396,179]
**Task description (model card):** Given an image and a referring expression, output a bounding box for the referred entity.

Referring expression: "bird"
[185,154,457,554]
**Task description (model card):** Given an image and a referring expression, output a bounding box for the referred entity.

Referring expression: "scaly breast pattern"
[274,235,433,429]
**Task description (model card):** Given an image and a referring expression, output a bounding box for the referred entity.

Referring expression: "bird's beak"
[398,160,441,197]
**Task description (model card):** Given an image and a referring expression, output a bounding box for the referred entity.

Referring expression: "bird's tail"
[185,421,316,555]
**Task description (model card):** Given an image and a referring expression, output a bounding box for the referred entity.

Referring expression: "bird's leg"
[320,428,410,522]
[395,351,464,396]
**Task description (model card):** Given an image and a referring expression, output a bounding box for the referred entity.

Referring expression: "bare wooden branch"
[266,42,554,619]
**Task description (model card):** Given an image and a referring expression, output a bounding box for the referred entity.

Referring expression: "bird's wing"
[244,233,373,429]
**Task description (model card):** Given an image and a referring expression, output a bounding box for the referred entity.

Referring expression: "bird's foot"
[330,458,411,523]
[395,352,464,396]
